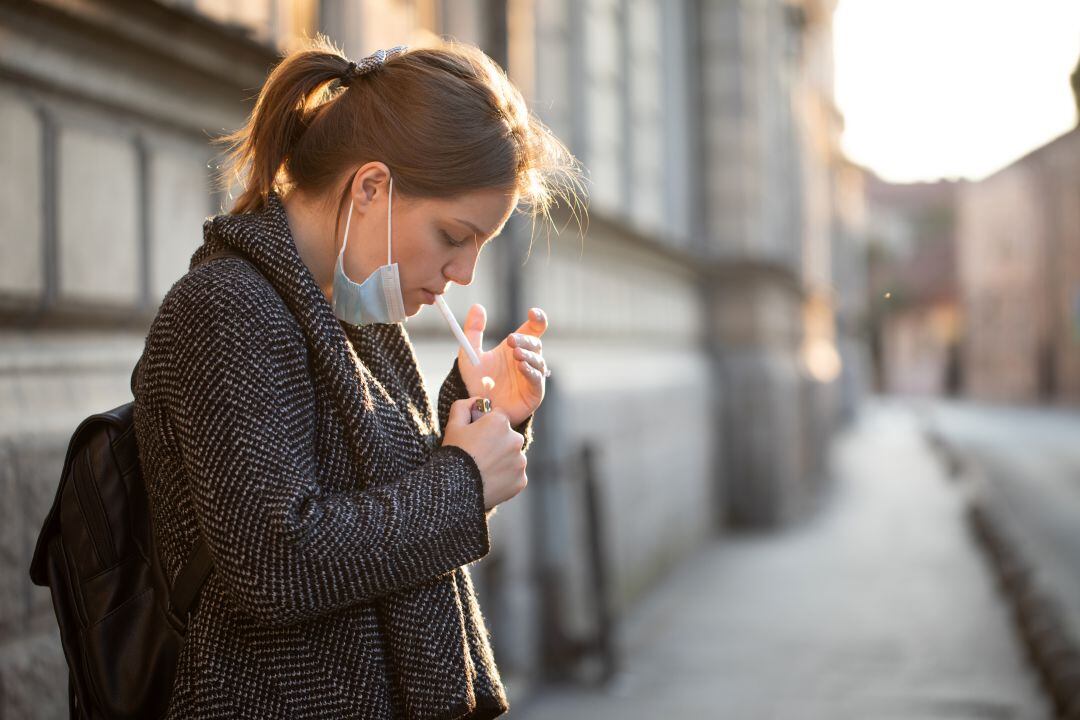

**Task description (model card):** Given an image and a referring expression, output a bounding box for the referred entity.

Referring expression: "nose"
[444,254,479,287]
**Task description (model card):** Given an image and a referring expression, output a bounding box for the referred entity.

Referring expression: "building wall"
[832,161,872,421]
[1031,129,1080,402]
[0,0,863,714]
[863,176,962,399]
[0,2,300,714]
[959,165,1046,401]
[882,304,959,396]
[700,0,854,527]
[483,0,717,683]
[957,128,1080,404]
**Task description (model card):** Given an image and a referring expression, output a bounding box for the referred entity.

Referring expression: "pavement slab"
[512,399,1050,720]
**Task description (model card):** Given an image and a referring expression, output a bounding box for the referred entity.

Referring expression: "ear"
[349,161,391,210]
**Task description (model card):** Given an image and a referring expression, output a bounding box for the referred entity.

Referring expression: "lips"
[421,289,437,304]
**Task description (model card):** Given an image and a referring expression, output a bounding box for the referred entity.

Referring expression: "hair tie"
[338,46,409,87]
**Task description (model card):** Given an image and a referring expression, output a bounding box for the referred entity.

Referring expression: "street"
[927,400,1080,660]
[514,400,1050,719]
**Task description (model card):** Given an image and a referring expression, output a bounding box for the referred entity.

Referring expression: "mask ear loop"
[340,196,354,260]
[386,175,394,265]
[339,173,391,265]
[340,169,358,262]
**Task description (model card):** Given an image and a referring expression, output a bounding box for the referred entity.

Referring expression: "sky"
[833,0,1080,183]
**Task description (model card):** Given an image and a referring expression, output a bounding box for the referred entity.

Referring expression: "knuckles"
[488,409,512,427]
[515,334,543,353]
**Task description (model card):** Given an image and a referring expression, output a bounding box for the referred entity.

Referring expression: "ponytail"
[214,35,350,214]
[213,35,585,236]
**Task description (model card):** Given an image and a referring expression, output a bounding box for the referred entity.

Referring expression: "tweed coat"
[131,188,533,719]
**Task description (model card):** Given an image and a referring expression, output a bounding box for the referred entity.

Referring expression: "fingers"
[463,304,487,355]
[512,347,543,365]
[511,307,548,339]
[508,333,543,353]
[486,407,512,426]
[512,348,547,375]
[447,397,475,427]
[519,360,544,383]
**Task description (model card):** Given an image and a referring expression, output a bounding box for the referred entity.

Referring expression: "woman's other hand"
[442,398,527,511]
[457,304,548,427]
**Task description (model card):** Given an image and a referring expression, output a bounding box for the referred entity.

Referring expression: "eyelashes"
[441,230,466,248]
[440,228,489,252]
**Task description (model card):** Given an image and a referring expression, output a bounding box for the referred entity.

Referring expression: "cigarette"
[434,294,481,366]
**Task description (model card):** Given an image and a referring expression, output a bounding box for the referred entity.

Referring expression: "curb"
[926,428,1080,719]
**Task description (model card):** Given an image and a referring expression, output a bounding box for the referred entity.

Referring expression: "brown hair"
[214,34,585,242]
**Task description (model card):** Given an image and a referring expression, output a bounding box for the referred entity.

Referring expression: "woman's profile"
[131,35,582,719]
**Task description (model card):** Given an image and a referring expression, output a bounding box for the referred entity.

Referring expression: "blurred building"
[864,176,963,397]
[0,3,315,717]
[957,122,1080,403]
[863,54,1080,408]
[0,0,867,714]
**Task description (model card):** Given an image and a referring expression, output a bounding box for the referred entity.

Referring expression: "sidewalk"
[512,400,1050,719]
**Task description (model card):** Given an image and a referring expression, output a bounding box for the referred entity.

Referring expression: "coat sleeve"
[167,274,492,627]
[436,357,535,454]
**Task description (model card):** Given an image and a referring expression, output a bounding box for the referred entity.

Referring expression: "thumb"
[463,303,486,355]
[446,397,474,429]
[512,307,548,339]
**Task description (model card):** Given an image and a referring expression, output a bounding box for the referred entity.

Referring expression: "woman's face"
[340,168,518,317]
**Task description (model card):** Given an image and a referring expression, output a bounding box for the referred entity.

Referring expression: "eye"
[441,230,466,248]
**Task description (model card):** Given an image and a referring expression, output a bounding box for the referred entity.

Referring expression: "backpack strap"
[165,246,263,624]
[169,538,214,622]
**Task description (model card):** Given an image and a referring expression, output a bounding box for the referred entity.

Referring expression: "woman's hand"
[442,398,527,511]
[457,304,549,428]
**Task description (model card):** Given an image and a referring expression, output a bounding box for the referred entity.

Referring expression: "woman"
[132,37,582,719]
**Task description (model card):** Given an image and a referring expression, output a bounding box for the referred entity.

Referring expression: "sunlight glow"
[834,0,1080,183]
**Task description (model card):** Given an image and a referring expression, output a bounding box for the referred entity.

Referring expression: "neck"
[281,187,342,303]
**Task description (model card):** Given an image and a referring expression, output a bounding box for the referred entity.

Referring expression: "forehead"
[415,188,518,232]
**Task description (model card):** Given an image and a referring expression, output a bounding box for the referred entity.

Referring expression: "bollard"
[579,441,617,683]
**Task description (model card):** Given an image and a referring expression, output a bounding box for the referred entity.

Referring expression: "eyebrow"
[454,218,498,241]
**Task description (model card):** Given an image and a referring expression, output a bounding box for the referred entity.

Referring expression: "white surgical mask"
[331,175,408,326]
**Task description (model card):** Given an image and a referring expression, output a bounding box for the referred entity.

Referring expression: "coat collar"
[195,190,437,475]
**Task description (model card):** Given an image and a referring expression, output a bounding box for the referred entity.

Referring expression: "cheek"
[398,242,443,285]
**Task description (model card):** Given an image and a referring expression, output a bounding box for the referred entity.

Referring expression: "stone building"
[0,3,317,716]
[864,53,1080,407]
[864,176,963,397]
[691,0,865,524]
[0,0,864,715]
[957,123,1080,404]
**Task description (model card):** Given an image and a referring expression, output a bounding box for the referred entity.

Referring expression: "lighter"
[470,397,492,423]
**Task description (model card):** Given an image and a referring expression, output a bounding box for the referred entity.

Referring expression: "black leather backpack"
[29,248,247,719]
